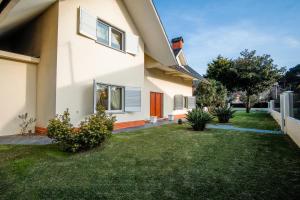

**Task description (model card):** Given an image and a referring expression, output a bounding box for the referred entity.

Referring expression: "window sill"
[106,111,126,114]
[95,41,126,54]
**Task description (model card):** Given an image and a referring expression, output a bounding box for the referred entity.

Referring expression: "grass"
[213,111,281,130]
[1,123,300,199]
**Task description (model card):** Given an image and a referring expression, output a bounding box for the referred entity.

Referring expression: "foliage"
[47,105,116,152]
[194,79,227,108]
[212,106,236,123]
[186,108,214,131]
[206,55,237,91]
[234,50,285,112]
[279,64,300,92]
[239,93,258,108]
[178,118,183,125]
[206,50,285,113]
[18,113,36,135]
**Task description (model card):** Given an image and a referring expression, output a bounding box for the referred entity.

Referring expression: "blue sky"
[153,0,300,75]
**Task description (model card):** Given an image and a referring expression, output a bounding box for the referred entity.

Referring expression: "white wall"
[56,0,145,124]
[144,68,193,119]
[269,110,281,126]
[286,117,300,147]
[0,58,37,136]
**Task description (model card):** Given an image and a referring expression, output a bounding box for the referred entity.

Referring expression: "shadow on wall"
[0,61,37,136]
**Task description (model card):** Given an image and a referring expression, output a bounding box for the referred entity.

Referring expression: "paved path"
[0,135,53,145]
[113,120,174,133]
[207,124,282,134]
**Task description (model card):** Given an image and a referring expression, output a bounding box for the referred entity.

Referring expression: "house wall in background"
[0,52,38,136]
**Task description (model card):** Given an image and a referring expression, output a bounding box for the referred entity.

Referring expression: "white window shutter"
[79,7,97,40]
[188,96,196,109]
[93,80,97,113]
[126,33,139,55]
[174,95,184,110]
[125,87,141,112]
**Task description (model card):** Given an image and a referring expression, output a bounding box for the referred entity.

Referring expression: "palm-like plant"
[212,107,236,123]
[186,108,214,131]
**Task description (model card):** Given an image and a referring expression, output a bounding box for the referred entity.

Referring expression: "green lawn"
[1,123,300,199]
[214,111,281,130]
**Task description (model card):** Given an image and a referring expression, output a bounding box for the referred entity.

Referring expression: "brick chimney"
[171,37,184,49]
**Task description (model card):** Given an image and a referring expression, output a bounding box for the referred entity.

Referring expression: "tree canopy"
[280,64,300,92]
[206,49,285,112]
[194,79,227,108]
[206,55,237,91]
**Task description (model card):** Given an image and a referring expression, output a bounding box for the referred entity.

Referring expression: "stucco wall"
[270,110,281,126]
[56,0,145,124]
[144,68,193,119]
[286,117,300,147]
[0,58,37,136]
[10,3,59,127]
[35,3,59,127]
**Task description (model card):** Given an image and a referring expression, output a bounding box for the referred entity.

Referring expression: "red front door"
[150,92,163,118]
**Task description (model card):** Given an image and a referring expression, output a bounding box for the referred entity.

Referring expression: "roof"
[169,65,203,80]
[183,65,203,80]
[173,48,181,57]
[0,0,56,36]
[123,0,178,66]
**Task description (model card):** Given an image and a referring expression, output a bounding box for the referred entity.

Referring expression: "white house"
[0,0,201,135]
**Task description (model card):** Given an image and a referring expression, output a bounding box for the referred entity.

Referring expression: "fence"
[268,91,300,147]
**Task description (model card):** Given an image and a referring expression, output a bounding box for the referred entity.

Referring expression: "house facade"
[0,0,201,136]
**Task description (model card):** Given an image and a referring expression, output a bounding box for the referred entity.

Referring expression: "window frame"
[184,96,189,109]
[96,19,125,52]
[95,83,125,113]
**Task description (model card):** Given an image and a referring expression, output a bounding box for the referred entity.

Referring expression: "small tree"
[206,50,285,113]
[194,79,227,108]
[234,50,285,112]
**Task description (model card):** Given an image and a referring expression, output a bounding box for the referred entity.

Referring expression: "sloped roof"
[169,65,203,80]
[183,65,203,80]
[173,48,181,57]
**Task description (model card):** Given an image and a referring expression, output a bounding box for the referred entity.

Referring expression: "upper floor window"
[96,20,124,51]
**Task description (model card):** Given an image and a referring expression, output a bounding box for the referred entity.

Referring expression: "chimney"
[171,37,184,49]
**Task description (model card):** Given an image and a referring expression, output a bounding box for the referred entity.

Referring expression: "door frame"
[150,92,163,118]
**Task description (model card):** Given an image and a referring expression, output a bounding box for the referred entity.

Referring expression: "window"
[111,28,123,50]
[96,21,109,45]
[184,96,188,108]
[96,20,124,51]
[96,83,124,112]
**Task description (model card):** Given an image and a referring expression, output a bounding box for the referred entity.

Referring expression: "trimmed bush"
[186,108,214,131]
[212,106,236,123]
[47,106,116,152]
[178,118,183,125]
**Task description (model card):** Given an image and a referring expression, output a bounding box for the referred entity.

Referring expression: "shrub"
[186,108,214,131]
[47,106,116,152]
[212,106,236,123]
[18,113,36,135]
[178,118,183,125]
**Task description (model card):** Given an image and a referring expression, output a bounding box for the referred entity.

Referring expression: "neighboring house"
[0,0,202,136]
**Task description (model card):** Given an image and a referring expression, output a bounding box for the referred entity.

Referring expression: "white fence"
[268,91,300,147]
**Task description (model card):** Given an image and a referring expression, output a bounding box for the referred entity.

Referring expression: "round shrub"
[186,108,214,131]
[47,106,116,152]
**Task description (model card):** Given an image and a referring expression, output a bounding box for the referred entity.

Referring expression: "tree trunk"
[246,95,251,113]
